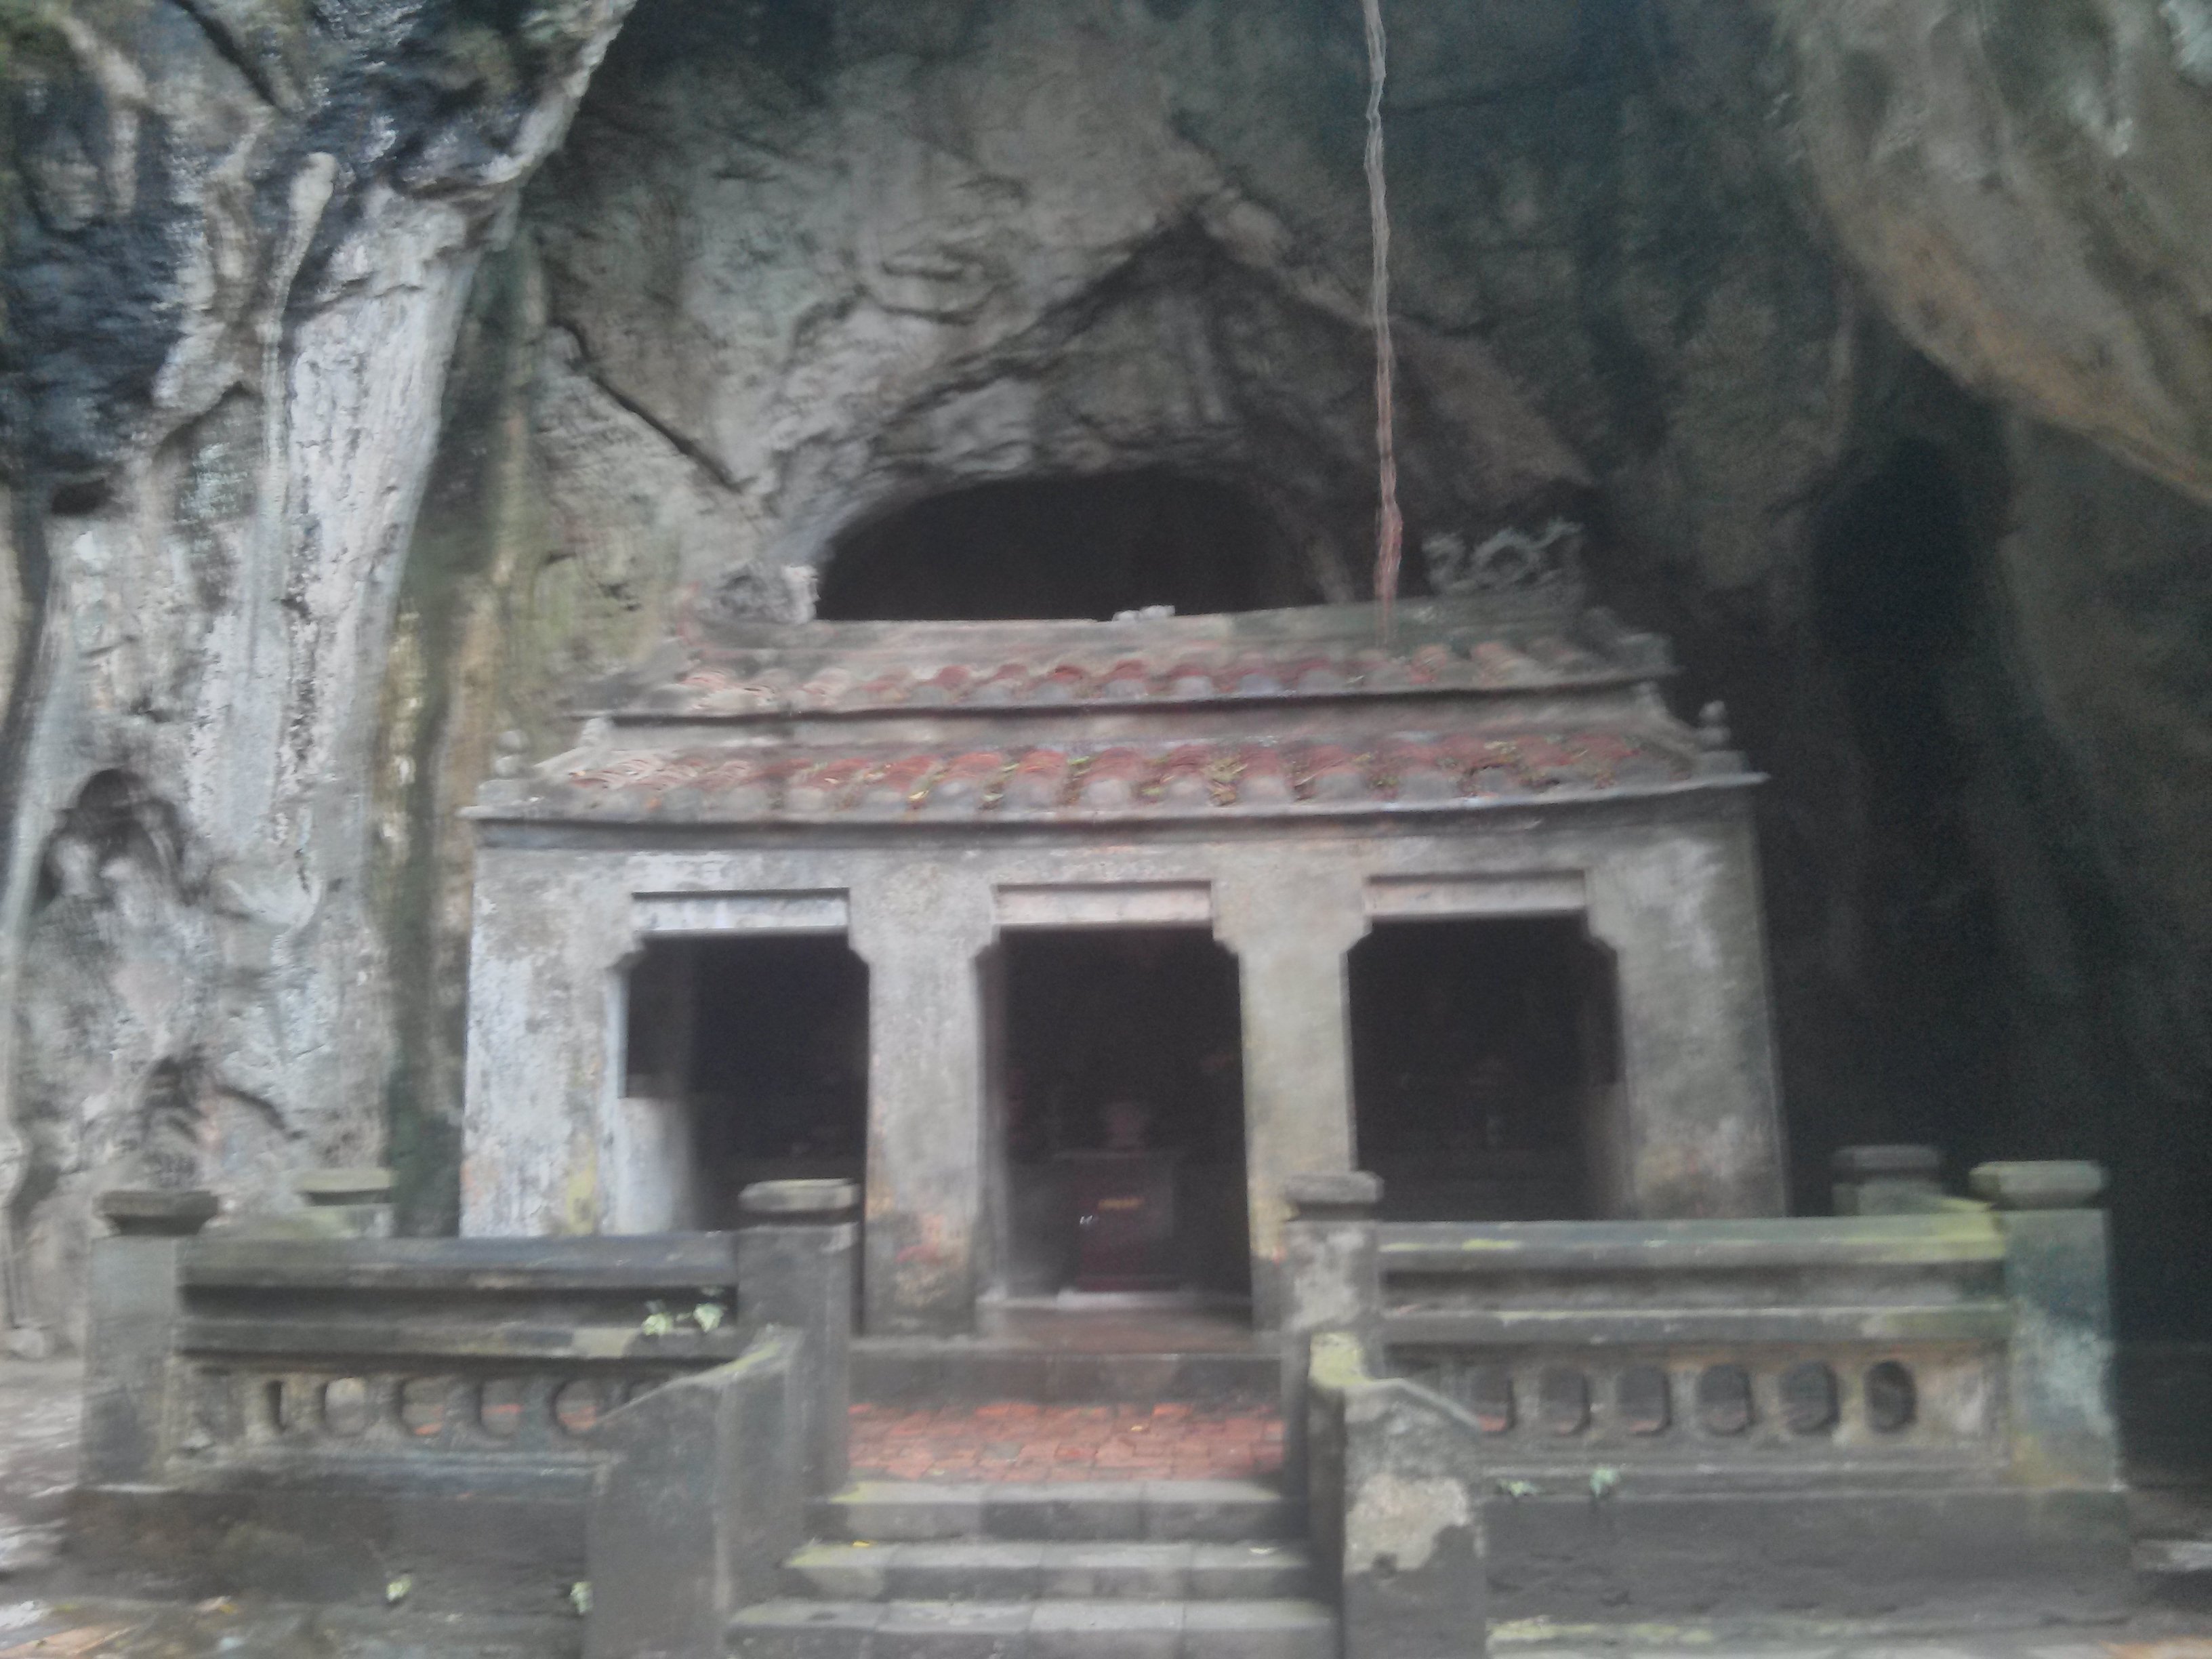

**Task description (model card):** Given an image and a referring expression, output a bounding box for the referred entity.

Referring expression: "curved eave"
[462,771,1765,834]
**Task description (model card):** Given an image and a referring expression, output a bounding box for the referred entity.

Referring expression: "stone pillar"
[462,863,635,1238]
[849,869,996,1335]
[1586,816,1786,1218]
[1216,867,1369,1327]
[737,1179,859,1494]
[79,1189,216,1487]
[1972,1161,2122,1490]
[1279,1171,1383,1488]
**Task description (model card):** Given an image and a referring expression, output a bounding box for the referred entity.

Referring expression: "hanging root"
[1362,0,1402,638]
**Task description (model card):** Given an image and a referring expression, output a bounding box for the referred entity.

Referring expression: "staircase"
[731,1478,1334,1659]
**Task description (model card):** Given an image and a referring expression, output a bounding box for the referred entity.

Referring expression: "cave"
[991,927,1248,1303]
[16,0,2210,1633]
[616,935,869,1232]
[816,472,1316,622]
[1349,917,1620,1223]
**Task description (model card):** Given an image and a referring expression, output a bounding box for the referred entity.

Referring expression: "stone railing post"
[1971,1160,2122,1490]
[737,1179,859,1494]
[1279,1171,1382,1490]
[586,1327,806,1659]
[1831,1144,1944,1214]
[79,1189,217,1486]
[1306,1332,1490,1659]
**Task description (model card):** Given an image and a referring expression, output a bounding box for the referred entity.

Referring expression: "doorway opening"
[619,935,869,1231]
[1349,917,1622,1222]
[992,928,1248,1305]
[816,471,1317,621]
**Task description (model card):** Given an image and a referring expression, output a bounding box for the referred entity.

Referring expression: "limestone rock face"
[0,0,631,1338]
[3,0,2210,1336]
[1781,0,2212,503]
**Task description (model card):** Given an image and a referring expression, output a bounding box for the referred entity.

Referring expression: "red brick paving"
[848,1400,1284,1483]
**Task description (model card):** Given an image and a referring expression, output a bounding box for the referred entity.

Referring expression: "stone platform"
[848,1401,1284,1484]
[853,1306,1277,1410]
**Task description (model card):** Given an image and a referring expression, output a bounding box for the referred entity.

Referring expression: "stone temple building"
[460,532,1780,1332]
[68,522,2129,1650]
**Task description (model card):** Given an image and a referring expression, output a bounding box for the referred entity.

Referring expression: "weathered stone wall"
[0,0,632,1340]
[6,0,2210,1337]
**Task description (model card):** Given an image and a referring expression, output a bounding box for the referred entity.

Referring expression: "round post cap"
[1284,1171,1383,1217]
[98,1189,220,1236]
[293,1167,396,1206]
[1969,1161,2106,1211]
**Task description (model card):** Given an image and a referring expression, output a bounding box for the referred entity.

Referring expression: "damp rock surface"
[0,0,2209,1337]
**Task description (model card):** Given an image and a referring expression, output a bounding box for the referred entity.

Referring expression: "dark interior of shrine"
[994,928,1249,1301]
[1349,918,1620,1223]
[623,935,870,1229]
[815,471,1319,621]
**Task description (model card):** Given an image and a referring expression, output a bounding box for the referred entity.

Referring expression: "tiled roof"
[575,595,1675,721]
[483,600,1729,826]
[537,732,1692,819]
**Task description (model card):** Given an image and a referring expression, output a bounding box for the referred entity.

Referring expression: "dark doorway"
[817,471,1315,621]
[621,936,869,1230]
[1349,918,1621,1222]
[994,929,1248,1302]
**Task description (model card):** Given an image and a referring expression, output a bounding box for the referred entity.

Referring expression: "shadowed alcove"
[991,928,1250,1303]
[619,936,870,1231]
[816,471,1319,621]
[1349,917,1622,1222]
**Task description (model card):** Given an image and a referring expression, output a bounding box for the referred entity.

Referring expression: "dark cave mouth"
[815,470,1322,622]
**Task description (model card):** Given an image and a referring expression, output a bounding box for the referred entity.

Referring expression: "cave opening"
[619,935,869,1232]
[815,471,1317,622]
[992,928,1249,1303]
[1349,917,1621,1222]
[1809,438,2005,1178]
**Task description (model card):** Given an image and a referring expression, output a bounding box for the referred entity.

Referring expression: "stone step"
[730,1597,1335,1659]
[784,1540,1312,1602]
[812,1481,1303,1544]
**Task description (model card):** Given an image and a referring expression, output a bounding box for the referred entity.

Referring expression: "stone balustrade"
[1375,1210,2013,1478]
[1280,1164,2132,1627]
[73,1179,857,1615]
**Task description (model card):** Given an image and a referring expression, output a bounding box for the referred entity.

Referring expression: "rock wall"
[5,0,2209,1336]
[0,0,631,1339]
